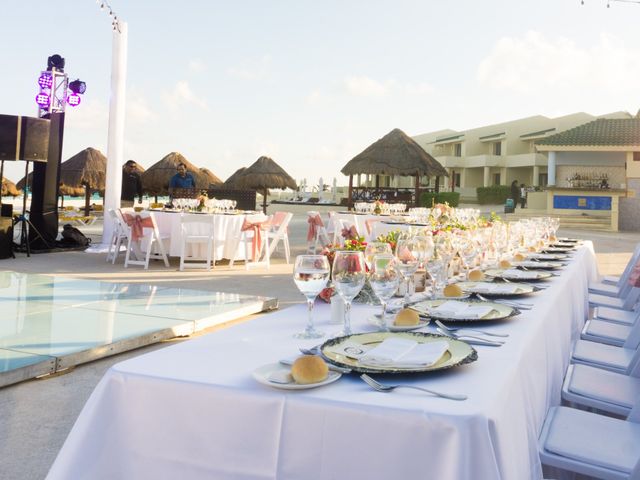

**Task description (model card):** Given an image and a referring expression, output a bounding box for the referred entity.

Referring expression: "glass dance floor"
[0,271,277,388]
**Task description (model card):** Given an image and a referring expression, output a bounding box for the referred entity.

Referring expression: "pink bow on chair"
[242,219,268,261]
[123,213,153,241]
[307,214,324,242]
[341,225,359,240]
[629,260,640,287]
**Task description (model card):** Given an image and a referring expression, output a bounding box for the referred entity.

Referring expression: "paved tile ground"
[0,204,636,480]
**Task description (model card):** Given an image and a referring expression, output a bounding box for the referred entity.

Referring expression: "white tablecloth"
[47,244,598,480]
[153,211,261,260]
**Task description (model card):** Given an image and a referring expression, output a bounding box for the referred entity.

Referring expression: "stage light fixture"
[67,94,81,107]
[38,73,53,89]
[47,54,65,72]
[68,79,87,95]
[35,93,50,108]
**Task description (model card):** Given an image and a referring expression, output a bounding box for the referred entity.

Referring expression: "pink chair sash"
[242,219,268,261]
[271,211,289,233]
[341,224,358,240]
[629,260,640,287]
[307,214,324,242]
[123,213,153,241]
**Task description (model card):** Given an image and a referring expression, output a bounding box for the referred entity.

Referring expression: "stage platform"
[0,271,277,388]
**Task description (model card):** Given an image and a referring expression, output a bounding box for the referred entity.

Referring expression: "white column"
[548,151,556,186]
[533,166,540,186]
[101,22,128,246]
[483,166,490,187]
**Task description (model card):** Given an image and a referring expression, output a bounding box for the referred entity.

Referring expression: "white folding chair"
[581,311,640,347]
[561,362,640,418]
[589,287,640,311]
[539,400,640,479]
[179,213,215,271]
[306,211,329,253]
[106,209,129,264]
[571,336,640,375]
[267,211,292,263]
[123,211,170,270]
[231,214,270,270]
[589,243,640,297]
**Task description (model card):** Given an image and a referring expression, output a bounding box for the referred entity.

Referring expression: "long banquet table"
[47,243,598,480]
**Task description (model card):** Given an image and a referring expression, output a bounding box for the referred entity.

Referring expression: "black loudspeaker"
[0,114,50,161]
[0,217,13,259]
[1,204,12,218]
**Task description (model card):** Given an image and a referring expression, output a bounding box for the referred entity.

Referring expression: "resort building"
[411,111,631,201]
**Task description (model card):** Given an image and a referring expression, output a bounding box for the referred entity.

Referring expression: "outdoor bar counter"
[544,187,626,231]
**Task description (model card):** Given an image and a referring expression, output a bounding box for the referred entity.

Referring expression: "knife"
[279,358,352,374]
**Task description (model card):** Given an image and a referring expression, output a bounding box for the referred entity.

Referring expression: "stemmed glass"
[364,242,392,269]
[395,238,421,306]
[332,251,366,337]
[292,255,330,339]
[368,254,401,331]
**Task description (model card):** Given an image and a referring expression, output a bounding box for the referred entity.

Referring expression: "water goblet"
[368,254,401,331]
[332,251,366,337]
[364,242,392,269]
[395,238,421,306]
[292,255,330,339]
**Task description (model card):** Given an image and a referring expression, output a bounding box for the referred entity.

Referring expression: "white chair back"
[267,212,292,263]
[179,213,215,271]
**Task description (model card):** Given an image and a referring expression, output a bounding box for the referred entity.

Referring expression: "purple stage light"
[67,93,81,106]
[35,93,50,107]
[38,73,53,89]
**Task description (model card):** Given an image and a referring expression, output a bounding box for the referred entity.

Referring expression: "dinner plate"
[456,281,540,297]
[542,247,575,254]
[558,237,582,244]
[512,261,564,270]
[550,242,577,249]
[410,299,518,322]
[320,331,477,374]
[485,269,553,281]
[527,253,568,261]
[367,314,429,331]
[252,363,342,390]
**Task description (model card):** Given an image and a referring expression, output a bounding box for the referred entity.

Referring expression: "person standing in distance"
[169,162,196,189]
[121,160,143,208]
[519,183,527,208]
[510,180,520,208]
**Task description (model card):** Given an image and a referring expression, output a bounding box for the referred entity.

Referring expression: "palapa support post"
[414,171,420,207]
[84,184,91,217]
[348,174,353,210]
[262,187,268,214]
[435,176,440,193]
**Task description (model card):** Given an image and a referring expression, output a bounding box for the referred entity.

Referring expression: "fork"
[434,319,509,338]
[360,374,467,401]
[436,328,504,346]
[475,293,532,310]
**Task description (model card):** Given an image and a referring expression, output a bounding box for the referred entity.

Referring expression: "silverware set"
[360,373,467,401]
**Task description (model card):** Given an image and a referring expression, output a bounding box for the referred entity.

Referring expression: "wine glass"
[331,251,366,336]
[395,238,421,306]
[293,255,330,339]
[368,254,401,331]
[364,242,392,269]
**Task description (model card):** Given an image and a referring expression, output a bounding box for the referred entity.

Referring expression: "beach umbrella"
[141,152,221,196]
[341,128,448,207]
[1,177,21,197]
[222,167,247,188]
[232,156,297,213]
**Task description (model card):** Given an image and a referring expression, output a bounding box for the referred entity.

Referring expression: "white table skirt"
[153,211,261,260]
[47,244,598,480]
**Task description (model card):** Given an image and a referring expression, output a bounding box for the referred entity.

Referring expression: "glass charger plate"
[367,314,429,332]
[512,261,565,270]
[527,253,568,261]
[542,247,575,254]
[485,269,553,281]
[558,237,582,243]
[320,332,477,374]
[410,299,518,321]
[456,281,540,297]
[252,363,342,390]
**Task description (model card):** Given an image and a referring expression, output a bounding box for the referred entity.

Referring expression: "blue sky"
[3,0,639,186]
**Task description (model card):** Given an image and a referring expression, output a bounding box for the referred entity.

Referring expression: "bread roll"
[499,259,511,269]
[291,356,329,384]
[513,252,526,262]
[549,235,558,243]
[468,269,485,282]
[394,308,420,326]
[443,284,463,297]
[527,246,537,252]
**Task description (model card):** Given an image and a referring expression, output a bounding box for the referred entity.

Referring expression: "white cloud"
[477,31,640,95]
[188,58,206,72]
[344,75,388,97]
[227,55,272,81]
[163,81,208,110]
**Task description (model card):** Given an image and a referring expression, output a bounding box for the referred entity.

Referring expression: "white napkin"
[502,268,536,279]
[432,300,494,319]
[359,337,448,368]
[467,282,522,294]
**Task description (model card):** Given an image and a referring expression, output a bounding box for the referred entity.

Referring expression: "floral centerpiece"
[373,198,383,215]
[196,192,208,212]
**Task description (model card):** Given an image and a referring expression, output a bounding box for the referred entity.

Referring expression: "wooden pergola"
[341,128,448,209]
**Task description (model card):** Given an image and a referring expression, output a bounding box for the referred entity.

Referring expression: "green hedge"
[476,186,511,205]
[419,191,460,208]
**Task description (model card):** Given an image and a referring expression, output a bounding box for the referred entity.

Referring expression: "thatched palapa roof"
[1,177,21,196]
[232,156,297,191]
[141,152,222,195]
[199,167,223,187]
[341,128,448,177]
[223,167,247,188]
